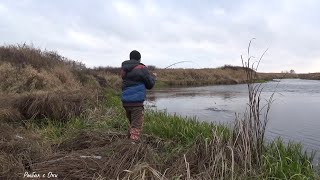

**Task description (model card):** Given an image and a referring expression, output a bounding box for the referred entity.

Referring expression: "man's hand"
[152,72,157,80]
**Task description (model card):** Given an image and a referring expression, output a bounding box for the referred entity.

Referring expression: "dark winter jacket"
[121,59,155,106]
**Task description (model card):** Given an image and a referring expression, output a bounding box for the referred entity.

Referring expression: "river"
[146,79,320,162]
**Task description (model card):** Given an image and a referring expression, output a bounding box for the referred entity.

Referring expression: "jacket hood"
[122,60,143,72]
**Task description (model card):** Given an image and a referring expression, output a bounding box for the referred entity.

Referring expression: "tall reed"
[232,39,271,174]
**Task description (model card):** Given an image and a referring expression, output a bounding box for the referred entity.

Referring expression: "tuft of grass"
[11,90,98,121]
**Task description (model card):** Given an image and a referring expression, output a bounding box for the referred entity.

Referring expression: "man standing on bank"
[121,50,156,142]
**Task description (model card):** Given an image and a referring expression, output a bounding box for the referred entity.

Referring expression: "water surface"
[146,79,320,161]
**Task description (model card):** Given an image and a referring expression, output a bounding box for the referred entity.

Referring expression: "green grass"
[25,117,93,144]
[262,138,317,179]
[144,110,229,145]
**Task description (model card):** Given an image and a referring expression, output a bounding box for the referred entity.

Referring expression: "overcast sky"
[0,0,319,73]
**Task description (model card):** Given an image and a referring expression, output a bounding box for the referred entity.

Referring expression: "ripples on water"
[146,79,320,163]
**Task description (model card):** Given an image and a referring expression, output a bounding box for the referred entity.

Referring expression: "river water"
[146,79,320,161]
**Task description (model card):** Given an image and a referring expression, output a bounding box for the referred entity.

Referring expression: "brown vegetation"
[0,126,193,179]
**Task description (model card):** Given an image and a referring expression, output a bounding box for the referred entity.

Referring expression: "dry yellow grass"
[0,63,82,93]
[0,44,121,94]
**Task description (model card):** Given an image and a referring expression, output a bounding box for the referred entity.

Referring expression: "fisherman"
[121,50,156,142]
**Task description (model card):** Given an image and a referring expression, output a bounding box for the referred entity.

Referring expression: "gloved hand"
[152,72,157,80]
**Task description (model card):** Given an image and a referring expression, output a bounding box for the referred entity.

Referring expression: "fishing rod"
[163,61,201,69]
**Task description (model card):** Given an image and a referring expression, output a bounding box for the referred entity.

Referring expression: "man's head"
[130,50,141,61]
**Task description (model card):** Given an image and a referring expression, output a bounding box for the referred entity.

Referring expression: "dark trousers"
[124,106,144,140]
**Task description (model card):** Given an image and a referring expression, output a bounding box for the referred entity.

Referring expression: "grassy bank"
[98,66,319,88]
[1,91,317,179]
[99,65,272,87]
[153,66,250,86]
[151,69,320,87]
[0,44,318,179]
[299,73,320,80]
[2,90,316,179]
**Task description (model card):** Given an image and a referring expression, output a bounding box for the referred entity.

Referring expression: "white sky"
[0,0,319,73]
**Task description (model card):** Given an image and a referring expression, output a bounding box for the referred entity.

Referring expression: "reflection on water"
[146,79,320,162]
